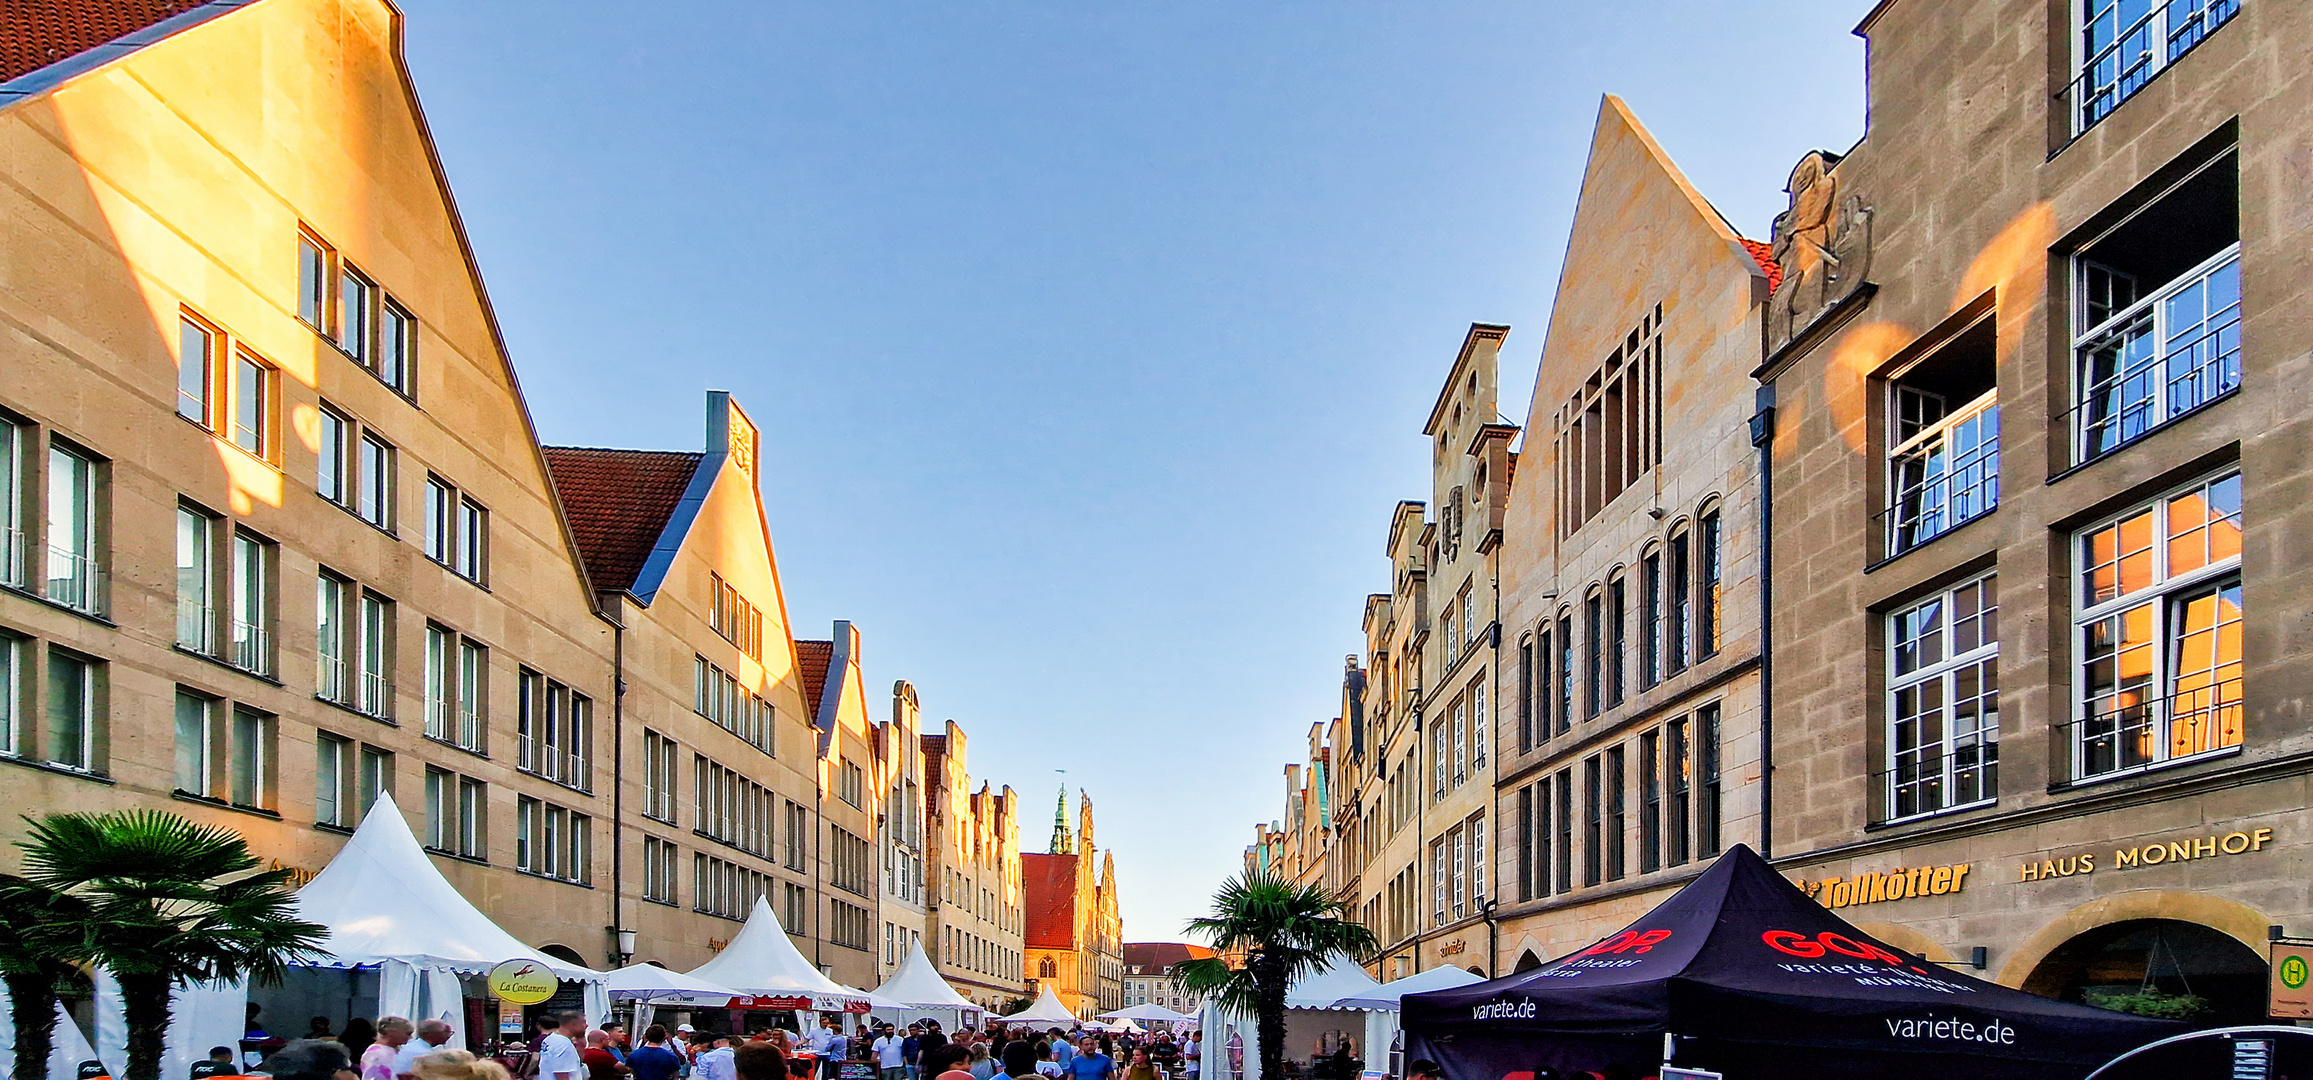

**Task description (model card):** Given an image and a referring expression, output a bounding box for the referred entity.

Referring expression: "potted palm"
[1173,872,1377,1080]
[19,810,328,1080]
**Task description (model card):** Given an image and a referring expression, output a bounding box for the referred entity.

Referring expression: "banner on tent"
[732,996,815,1010]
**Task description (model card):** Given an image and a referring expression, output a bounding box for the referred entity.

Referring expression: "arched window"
[1039,956,1057,979]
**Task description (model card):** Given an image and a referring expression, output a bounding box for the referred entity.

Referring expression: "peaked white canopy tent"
[1335,964,1488,1074]
[603,963,744,1007]
[250,794,610,1053]
[1098,1003,1193,1024]
[868,940,985,1030]
[1199,956,1395,1080]
[1000,985,1080,1028]
[687,897,889,1015]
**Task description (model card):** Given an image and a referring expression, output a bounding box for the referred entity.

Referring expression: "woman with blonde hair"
[407,1048,515,1080]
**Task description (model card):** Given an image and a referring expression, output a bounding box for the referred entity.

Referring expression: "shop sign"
[488,959,560,1005]
[1792,864,1972,910]
[2018,827,2274,883]
[2270,944,2313,1019]
[1436,939,1467,956]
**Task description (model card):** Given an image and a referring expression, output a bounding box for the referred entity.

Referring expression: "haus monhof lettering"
[2017,826,2275,882]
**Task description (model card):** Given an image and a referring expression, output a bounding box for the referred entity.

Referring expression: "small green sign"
[2281,954,2309,990]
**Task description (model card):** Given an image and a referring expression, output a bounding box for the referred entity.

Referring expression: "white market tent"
[1002,985,1081,1027]
[1336,964,1488,1073]
[275,793,609,1043]
[1098,1003,1193,1023]
[603,963,744,1006]
[870,940,985,1030]
[688,897,878,1012]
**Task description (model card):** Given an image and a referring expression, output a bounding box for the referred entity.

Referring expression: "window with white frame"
[643,730,679,823]
[357,591,394,719]
[517,795,590,883]
[0,415,21,589]
[46,646,100,773]
[2073,0,2240,133]
[643,836,679,904]
[2071,150,2240,465]
[45,443,102,616]
[231,351,273,459]
[316,572,350,704]
[357,744,391,821]
[316,404,350,506]
[458,775,485,859]
[424,624,487,750]
[357,433,394,530]
[422,476,488,583]
[518,669,592,792]
[230,531,272,675]
[0,631,19,757]
[1885,575,2000,821]
[2074,470,2242,780]
[176,507,216,653]
[178,315,218,428]
[1887,319,1998,556]
[173,689,213,796]
[315,732,350,827]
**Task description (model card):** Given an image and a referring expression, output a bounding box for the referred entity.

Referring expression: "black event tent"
[1403,845,2182,1080]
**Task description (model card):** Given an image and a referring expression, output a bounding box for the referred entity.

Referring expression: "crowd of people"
[227,1013,1203,1080]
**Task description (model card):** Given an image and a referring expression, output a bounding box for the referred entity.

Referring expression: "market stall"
[869,941,984,1032]
[1001,986,1081,1029]
[1202,955,1392,1080]
[1330,964,1483,1077]
[253,795,608,1056]
[1402,845,2184,1080]
[687,898,882,1036]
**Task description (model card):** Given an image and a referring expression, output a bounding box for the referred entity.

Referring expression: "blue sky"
[396,1,1870,944]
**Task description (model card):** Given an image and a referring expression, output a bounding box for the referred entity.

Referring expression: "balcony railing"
[357,669,394,719]
[231,621,270,675]
[1883,390,1999,558]
[45,547,104,616]
[1876,744,1999,825]
[1,526,23,588]
[424,694,450,741]
[459,705,482,751]
[2064,0,2239,135]
[2069,250,2241,466]
[177,600,215,654]
[318,655,348,703]
[2067,677,2242,782]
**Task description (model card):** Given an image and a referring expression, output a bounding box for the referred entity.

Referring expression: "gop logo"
[1580,929,1673,956]
[1761,930,1912,968]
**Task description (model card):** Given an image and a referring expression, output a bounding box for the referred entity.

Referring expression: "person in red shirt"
[582,1031,631,1080]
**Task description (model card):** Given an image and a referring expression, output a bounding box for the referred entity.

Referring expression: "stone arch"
[1994,889,2271,989]
[1513,950,1544,973]
[538,943,588,966]
[1849,920,1957,966]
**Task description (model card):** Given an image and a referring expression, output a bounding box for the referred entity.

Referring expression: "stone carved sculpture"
[1767,150,1874,356]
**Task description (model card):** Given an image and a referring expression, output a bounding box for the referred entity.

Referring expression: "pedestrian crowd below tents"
[218,1010,1201,1080]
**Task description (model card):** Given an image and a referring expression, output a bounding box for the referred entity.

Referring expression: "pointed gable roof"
[1021,852,1080,949]
[796,639,834,716]
[0,0,243,92]
[542,447,706,595]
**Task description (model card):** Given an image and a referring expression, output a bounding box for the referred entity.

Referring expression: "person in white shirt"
[812,1019,847,1078]
[391,1019,455,1075]
[537,1014,587,1080]
[873,1024,907,1080]
[693,1038,737,1080]
[1180,1034,1197,1080]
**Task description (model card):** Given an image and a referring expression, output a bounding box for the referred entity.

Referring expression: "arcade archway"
[2022,918,2266,1024]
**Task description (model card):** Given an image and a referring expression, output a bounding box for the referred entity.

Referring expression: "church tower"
[1050,785,1075,854]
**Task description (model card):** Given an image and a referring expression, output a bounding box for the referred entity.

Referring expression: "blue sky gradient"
[395,0,1871,945]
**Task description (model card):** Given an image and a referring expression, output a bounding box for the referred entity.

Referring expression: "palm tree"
[1174,871,1377,1080]
[0,874,90,1080]
[19,810,329,1080]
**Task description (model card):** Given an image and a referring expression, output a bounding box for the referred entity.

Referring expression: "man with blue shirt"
[1065,1040,1110,1080]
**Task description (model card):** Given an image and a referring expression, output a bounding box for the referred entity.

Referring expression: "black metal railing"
[2061,677,2242,782]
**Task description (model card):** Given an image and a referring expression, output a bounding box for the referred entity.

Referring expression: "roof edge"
[0,0,255,106]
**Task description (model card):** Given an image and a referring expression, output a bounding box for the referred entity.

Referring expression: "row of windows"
[173,688,272,810]
[514,795,590,883]
[1429,674,1485,801]
[1426,812,1486,927]
[1,418,103,616]
[694,756,776,857]
[675,851,811,932]
[694,657,777,757]
[707,572,764,660]
[829,899,872,951]
[1515,507,1723,751]
[1515,703,1723,901]
[940,925,1018,981]
[882,921,924,966]
[829,825,872,896]
[299,227,417,398]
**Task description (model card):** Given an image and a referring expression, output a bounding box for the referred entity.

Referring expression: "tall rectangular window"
[1667,718,1692,866]
[1888,320,1999,556]
[1606,575,1627,707]
[358,745,390,821]
[424,478,454,564]
[424,625,451,741]
[1604,745,1627,881]
[317,406,349,505]
[176,507,214,653]
[358,592,393,718]
[316,573,348,702]
[178,316,215,426]
[1887,575,2000,820]
[0,416,20,589]
[458,777,485,858]
[46,648,96,772]
[1450,696,1466,785]
[230,532,270,675]
[1532,780,1553,899]
[228,707,267,808]
[379,299,415,396]
[1698,704,1723,857]
[0,632,19,756]
[1431,714,1447,799]
[457,639,485,750]
[1554,770,1573,893]
[315,733,349,827]
[340,266,373,362]
[1698,512,1722,659]
[1556,614,1574,736]
[298,234,330,329]
[174,690,212,795]
[2073,0,2239,131]
[1535,627,1554,743]
[231,353,271,458]
[357,434,393,529]
[425,767,453,850]
[1583,593,1602,719]
[2074,470,2242,779]
[1469,814,1485,905]
[46,445,101,615]
[1516,637,1534,753]
[1667,531,1691,674]
[456,498,486,582]
[1638,729,1662,873]
[1448,825,1466,920]
[1430,839,1447,926]
[1581,755,1602,887]
[1516,783,1534,902]
[643,836,678,904]
[1641,550,1663,687]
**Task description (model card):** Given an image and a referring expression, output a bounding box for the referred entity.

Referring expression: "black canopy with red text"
[1401,845,2182,1079]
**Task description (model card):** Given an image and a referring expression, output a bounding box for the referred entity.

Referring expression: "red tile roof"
[1739,238,1784,294]
[541,447,703,595]
[795,639,834,719]
[1020,852,1080,949]
[1,0,207,84]
[1122,942,1215,974]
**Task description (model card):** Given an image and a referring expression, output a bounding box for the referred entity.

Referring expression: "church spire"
[1050,784,1075,854]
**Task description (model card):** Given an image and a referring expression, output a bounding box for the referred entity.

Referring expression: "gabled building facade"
[1023,793,1125,1015]
[872,681,930,982]
[920,721,1025,1008]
